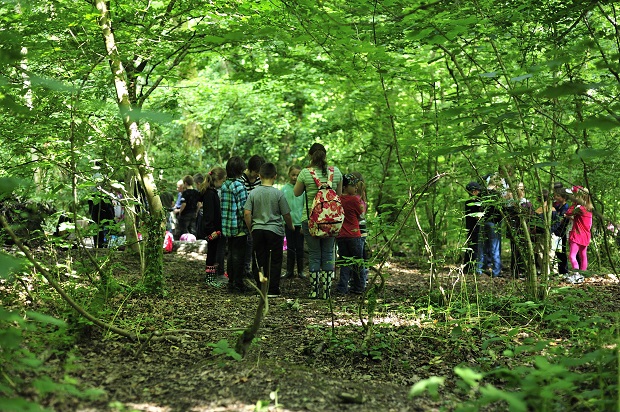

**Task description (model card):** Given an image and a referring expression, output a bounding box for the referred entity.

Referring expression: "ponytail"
[308,143,328,175]
[200,167,226,193]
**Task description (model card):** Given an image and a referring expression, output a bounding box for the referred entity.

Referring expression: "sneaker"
[565,273,584,284]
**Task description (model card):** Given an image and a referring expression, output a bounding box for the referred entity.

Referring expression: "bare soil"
[11,247,620,412]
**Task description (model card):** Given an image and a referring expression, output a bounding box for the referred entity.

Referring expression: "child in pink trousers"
[565,186,593,282]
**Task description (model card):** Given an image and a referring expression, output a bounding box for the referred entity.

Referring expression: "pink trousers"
[569,241,588,270]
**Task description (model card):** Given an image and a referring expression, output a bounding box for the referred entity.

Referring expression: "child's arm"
[283,213,294,231]
[243,209,253,234]
[293,174,305,197]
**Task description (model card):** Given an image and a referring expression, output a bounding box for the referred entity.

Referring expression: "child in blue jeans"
[336,174,366,295]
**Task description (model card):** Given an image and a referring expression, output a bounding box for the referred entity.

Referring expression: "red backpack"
[306,167,344,237]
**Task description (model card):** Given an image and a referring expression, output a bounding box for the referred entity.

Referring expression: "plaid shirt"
[220,178,248,237]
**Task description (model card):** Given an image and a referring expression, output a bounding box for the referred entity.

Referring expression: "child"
[199,167,226,286]
[281,165,305,279]
[221,156,249,293]
[464,181,483,274]
[244,163,294,296]
[351,171,369,286]
[566,186,593,281]
[335,174,366,295]
[551,189,570,275]
[176,175,200,238]
[239,155,266,278]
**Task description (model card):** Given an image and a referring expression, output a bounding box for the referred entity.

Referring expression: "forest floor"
[9,245,620,412]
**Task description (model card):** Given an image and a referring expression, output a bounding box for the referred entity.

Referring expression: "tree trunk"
[96,0,165,293]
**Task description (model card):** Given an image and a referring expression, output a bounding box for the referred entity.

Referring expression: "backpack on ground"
[306,167,344,237]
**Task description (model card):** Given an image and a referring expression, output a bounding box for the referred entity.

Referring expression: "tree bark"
[96,0,165,291]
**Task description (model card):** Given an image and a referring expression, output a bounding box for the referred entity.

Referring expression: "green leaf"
[431,145,473,156]
[0,253,23,280]
[409,376,445,400]
[467,123,490,137]
[510,74,532,82]
[538,82,602,98]
[575,148,613,160]
[0,397,48,412]
[0,177,23,197]
[575,116,620,131]
[26,311,67,327]
[454,366,483,388]
[479,385,527,412]
[479,72,498,78]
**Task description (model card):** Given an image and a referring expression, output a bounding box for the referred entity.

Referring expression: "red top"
[338,194,365,238]
[567,205,593,246]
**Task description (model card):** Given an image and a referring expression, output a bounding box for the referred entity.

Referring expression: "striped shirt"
[220,178,248,237]
[238,173,261,193]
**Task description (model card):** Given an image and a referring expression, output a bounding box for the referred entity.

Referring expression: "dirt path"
[28,250,620,411]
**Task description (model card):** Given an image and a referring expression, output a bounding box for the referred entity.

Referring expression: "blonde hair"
[200,167,226,192]
[574,187,593,211]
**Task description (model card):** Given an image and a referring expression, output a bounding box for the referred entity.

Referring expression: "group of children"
[174,152,368,298]
[465,179,594,282]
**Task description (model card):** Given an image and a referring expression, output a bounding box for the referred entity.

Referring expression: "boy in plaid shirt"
[221,156,248,293]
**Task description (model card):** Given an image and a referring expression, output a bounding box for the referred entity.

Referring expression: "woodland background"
[1,0,620,411]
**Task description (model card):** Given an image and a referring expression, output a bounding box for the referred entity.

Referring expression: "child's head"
[259,162,277,180]
[554,188,568,203]
[247,155,266,178]
[343,174,360,194]
[176,179,184,192]
[193,173,205,187]
[201,167,226,191]
[573,186,593,211]
[466,181,482,195]
[288,165,301,183]
[182,175,194,188]
[226,156,246,179]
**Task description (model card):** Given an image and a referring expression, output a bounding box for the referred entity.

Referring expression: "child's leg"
[578,244,588,270]
[568,241,580,270]
[294,226,305,276]
[284,226,295,277]
[336,238,351,293]
[252,230,267,286]
[267,233,284,295]
[350,237,365,293]
[228,235,247,291]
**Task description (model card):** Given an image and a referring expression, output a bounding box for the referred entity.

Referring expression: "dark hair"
[200,167,226,192]
[288,165,301,174]
[309,143,328,174]
[183,175,194,187]
[226,156,246,178]
[539,189,551,202]
[247,155,266,173]
[466,181,482,192]
[554,188,568,200]
[259,162,277,179]
[193,173,205,187]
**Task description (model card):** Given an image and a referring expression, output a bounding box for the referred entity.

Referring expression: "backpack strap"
[305,167,335,220]
[308,167,334,189]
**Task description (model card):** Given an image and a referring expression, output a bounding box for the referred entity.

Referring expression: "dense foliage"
[1,0,619,410]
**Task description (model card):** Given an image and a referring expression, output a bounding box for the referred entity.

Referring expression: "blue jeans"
[478,221,502,277]
[336,237,364,293]
[302,221,335,272]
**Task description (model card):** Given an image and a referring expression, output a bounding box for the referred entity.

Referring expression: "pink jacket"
[568,205,593,246]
